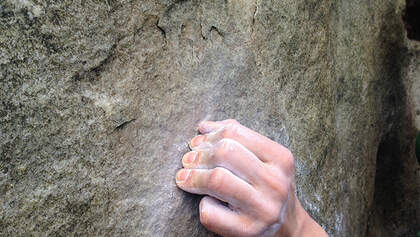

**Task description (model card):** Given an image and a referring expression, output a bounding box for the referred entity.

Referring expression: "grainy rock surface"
[367,40,420,237]
[0,0,418,236]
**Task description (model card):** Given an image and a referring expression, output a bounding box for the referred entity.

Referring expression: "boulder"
[0,0,418,236]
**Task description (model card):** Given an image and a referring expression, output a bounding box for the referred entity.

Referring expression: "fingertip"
[199,196,248,236]
[198,121,222,134]
[175,169,191,186]
[199,196,209,213]
[182,151,198,168]
[199,196,220,229]
[189,135,205,149]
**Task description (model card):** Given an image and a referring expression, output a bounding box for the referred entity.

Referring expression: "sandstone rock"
[0,0,418,236]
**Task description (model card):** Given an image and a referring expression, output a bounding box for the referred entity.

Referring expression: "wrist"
[296,210,328,237]
[278,196,307,237]
[276,194,328,237]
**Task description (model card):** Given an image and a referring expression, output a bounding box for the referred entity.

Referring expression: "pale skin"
[175,119,328,237]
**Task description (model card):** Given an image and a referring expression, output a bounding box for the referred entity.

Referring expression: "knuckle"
[284,150,295,173]
[224,119,240,125]
[274,148,294,175]
[261,170,289,201]
[262,206,281,225]
[254,200,281,225]
[236,215,261,237]
[222,123,241,139]
[215,138,236,156]
[208,168,226,192]
[245,220,264,237]
[259,207,280,227]
[273,182,289,201]
[213,139,239,164]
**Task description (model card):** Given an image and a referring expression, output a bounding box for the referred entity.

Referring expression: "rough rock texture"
[0,0,419,236]
[366,2,420,236]
[367,40,420,237]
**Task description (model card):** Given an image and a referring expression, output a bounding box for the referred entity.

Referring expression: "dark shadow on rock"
[403,0,420,41]
[367,7,420,236]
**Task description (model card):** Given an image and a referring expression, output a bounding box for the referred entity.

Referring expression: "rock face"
[0,0,418,236]
[367,40,420,236]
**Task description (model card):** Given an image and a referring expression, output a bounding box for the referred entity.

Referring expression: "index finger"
[194,119,292,165]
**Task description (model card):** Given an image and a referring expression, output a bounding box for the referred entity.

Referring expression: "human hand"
[175,119,328,237]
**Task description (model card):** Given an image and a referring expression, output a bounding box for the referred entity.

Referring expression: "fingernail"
[199,121,217,133]
[189,135,204,148]
[176,169,191,183]
[183,151,198,164]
